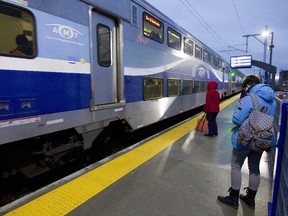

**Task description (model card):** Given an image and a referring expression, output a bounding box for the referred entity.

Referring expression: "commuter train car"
[0,0,244,178]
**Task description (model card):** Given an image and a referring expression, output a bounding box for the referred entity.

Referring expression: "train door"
[91,11,119,107]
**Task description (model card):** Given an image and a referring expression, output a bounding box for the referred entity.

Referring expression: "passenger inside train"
[10,34,32,56]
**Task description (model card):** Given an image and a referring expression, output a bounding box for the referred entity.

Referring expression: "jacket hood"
[248,84,275,104]
[207,81,218,90]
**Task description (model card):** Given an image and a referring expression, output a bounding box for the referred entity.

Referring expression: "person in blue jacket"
[217,75,276,209]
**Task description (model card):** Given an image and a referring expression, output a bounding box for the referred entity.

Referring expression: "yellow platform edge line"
[4,95,239,216]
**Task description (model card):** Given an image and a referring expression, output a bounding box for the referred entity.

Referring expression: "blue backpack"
[237,93,274,151]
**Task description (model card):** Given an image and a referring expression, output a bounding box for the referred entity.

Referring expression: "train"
[0,0,244,179]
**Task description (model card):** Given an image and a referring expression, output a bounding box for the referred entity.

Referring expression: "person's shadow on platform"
[217,199,255,216]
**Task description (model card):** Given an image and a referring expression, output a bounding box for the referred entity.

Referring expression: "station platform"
[0,95,273,216]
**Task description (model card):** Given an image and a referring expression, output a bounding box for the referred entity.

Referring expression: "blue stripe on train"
[124,76,144,103]
[0,70,91,120]
[0,69,225,120]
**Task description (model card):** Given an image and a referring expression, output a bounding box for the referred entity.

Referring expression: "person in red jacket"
[204,81,220,136]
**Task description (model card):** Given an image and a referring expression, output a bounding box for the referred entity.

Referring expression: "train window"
[218,60,223,69]
[194,80,201,93]
[144,77,163,100]
[184,37,193,56]
[167,28,181,51]
[210,54,215,66]
[97,24,111,67]
[183,80,193,94]
[0,3,36,57]
[203,50,209,63]
[213,56,219,68]
[235,81,242,88]
[143,12,164,43]
[195,44,202,59]
[202,81,208,92]
[168,79,181,96]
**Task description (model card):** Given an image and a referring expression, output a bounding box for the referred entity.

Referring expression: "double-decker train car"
[0,0,244,178]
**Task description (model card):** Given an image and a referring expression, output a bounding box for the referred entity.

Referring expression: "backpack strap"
[248,93,260,110]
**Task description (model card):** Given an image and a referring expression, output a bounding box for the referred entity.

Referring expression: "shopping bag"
[196,114,208,133]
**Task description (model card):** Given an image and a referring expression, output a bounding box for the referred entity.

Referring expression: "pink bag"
[196,114,208,133]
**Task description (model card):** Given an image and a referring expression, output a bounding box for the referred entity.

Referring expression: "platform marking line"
[4,95,239,216]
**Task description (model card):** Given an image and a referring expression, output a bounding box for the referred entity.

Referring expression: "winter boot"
[240,187,257,209]
[217,187,240,209]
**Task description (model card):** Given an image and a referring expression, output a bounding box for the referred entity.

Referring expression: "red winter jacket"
[204,81,220,113]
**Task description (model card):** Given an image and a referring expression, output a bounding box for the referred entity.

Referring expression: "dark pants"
[231,148,263,190]
[206,112,218,135]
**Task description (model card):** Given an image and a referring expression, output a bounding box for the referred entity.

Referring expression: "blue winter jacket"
[231,84,277,149]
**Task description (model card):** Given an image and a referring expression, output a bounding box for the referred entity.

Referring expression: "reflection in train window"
[218,60,223,70]
[184,37,193,56]
[210,54,215,66]
[168,79,181,96]
[144,77,163,100]
[202,81,208,92]
[143,12,164,43]
[235,81,242,87]
[213,56,219,68]
[168,27,181,50]
[203,50,209,63]
[195,44,203,59]
[97,24,111,67]
[194,80,201,93]
[0,2,36,57]
[183,80,193,94]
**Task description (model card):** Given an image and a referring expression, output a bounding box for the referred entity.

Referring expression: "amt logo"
[47,24,83,39]
[196,66,207,78]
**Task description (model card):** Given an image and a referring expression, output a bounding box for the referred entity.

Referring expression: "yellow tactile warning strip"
[4,95,239,216]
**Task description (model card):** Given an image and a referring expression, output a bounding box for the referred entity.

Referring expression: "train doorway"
[91,11,119,107]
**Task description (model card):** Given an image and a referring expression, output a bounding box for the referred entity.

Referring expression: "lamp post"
[268,31,274,65]
[261,27,275,84]
[243,33,265,82]
[268,31,275,85]
[242,25,274,84]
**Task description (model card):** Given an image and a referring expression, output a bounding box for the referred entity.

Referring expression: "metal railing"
[268,97,288,216]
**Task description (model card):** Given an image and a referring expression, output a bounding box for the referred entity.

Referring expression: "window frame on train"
[202,81,208,92]
[209,54,215,67]
[213,56,220,69]
[203,50,210,63]
[144,77,164,100]
[167,27,181,51]
[97,24,112,67]
[0,2,36,58]
[167,79,181,97]
[142,12,164,43]
[195,44,203,59]
[183,80,193,95]
[193,80,201,93]
[184,37,194,56]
